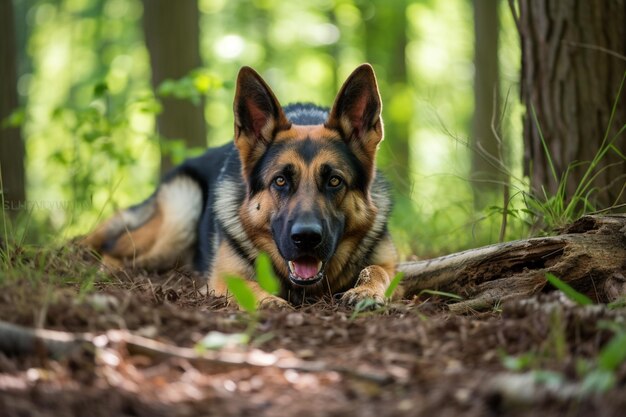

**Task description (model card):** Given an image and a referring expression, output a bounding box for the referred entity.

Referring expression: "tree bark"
[471,0,503,208]
[517,0,626,210]
[398,215,626,313]
[0,0,26,215]
[142,0,206,176]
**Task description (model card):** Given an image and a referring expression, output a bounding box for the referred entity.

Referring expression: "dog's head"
[233,65,384,288]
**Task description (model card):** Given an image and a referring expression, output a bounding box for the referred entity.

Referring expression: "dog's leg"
[83,175,203,270]
[249,281,292,309]
[209,243,292,309]
[212,274,292,310]
[340,265,392,306]
[340,236,398,307]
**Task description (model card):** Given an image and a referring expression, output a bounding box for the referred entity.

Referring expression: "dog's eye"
[328,176,342,188]
[274,176,287,187]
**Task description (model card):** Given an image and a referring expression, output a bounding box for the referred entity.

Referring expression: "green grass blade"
[581,369,616,394]
[531,105,558,184]
[384,272,404,299]
[418,289,463,300]
[609,141,626,160]
[255,252,280,295]
[349,298,380,320]
[225,276,258,315]
[545,273,593,306]
[598,332,626,371]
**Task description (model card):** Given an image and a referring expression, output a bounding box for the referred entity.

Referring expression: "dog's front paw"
[258,295,293,310]
[340,286,385,308]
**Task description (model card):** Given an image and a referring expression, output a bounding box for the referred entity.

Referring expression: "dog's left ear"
[234,67,291,174]
[326,64,384,165]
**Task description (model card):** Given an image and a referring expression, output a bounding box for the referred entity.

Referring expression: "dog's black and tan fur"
[85,64,397,308]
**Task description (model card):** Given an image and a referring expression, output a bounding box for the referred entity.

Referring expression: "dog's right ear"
[233,67,290,174]
[325,64,383,183]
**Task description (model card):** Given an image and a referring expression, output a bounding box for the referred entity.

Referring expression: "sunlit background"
[11,0,526,259]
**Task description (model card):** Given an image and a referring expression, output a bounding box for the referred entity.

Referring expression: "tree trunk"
[398,215,626,313]
[517,0,626,210]
[471,0,503,208]
[0,0,26,216]
[361,0,412,196]
[142,0,206,176]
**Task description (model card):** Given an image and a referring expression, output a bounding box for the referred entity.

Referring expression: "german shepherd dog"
[84,64,397,308]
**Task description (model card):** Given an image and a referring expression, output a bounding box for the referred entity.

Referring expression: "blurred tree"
[0,0,26,215]
[142,0,206,175]
[471,0,503,208]
[517,0,626,210]
[360,0,412,196]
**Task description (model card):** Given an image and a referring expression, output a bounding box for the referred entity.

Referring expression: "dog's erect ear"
[326,64,383,162]
[233,67,290,172]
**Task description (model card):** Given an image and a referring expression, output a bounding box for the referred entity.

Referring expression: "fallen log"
[397,215,626,313]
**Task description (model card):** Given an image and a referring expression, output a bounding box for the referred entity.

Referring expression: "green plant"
[500,299,626,395]
[416,289,463,301]
[224,275,259,316]
[349,298,383,321]
[501,351,537,372]
[255,252,280,297]
[581,330,626,394]
[158,69,226,105]
[19,68,225,242]
[607,297,626,309]
[224,252,281,315]
[384,272,404,299]
[545,273,593,306]
[200,252,281,351]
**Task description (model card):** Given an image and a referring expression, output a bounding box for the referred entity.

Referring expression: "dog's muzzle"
[287,256,324,286]
[287,218,325,286]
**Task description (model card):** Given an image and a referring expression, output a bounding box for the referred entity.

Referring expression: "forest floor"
[1,245,626,416]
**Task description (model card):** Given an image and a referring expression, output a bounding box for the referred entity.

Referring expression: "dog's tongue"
[293,258,320,279]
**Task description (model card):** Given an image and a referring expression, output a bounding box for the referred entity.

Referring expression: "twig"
[0,320,90,359]
[0,320,392,384]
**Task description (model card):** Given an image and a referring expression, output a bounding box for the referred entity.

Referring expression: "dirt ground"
[1,246,626,417]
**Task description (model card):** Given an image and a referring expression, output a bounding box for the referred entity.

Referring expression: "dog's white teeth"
[288,261,295,273]
[316,261,323,273]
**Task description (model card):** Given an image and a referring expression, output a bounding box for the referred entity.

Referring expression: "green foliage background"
[11,0,527,257]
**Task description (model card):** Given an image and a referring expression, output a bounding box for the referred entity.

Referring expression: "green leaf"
[195,331,249,351]
[598,332,626,371]
[157,79,177,96]
[93,82,109,98]
[224,276,257,315]
[581,369,616,394]
[349,298,380,320]
[384,272,404,299]
[255,252,280,295]
[607,298,626,310]
[417,289,463,300]
[545,273,593,306]
[2,108,25,128]
[501,352,535,372]
[531,370,564,388]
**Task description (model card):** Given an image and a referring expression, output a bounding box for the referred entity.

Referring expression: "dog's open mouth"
[287,256,324,286]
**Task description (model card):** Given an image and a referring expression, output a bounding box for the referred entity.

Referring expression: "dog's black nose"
[291,219,322,249]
